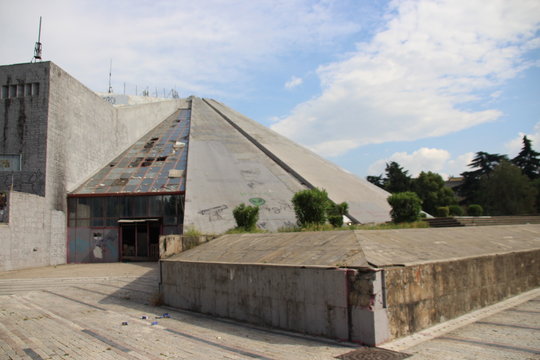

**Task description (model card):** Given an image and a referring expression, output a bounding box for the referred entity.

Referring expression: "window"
[1,83,40,99]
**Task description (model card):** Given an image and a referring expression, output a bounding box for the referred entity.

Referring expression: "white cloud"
[368,147,451,177]
[0,0,361,96]
[505,121,540,157]
[368,148,474,179]
[272,0,540,154]
[285,76,303,89]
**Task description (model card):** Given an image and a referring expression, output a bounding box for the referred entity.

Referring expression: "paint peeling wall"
[383,249,540,340]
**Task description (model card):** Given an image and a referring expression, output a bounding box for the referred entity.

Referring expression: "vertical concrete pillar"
[348,269,391,346]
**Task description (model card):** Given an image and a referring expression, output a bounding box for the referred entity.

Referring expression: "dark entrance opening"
[120,219,160,261]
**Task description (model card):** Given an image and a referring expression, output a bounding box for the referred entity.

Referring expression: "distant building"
[0,62,391,270]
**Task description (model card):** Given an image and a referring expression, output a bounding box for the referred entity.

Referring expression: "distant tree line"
[367,136,540,217]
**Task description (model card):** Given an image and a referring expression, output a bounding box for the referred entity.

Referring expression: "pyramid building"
[0,62,390,269]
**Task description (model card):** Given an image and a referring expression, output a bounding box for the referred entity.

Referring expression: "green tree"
[457,152,508,204]
[411,171,457,215]
[292,188,331,227]
[387,192,422,223]
[384,162,412,193]
[512,136,540,180]
[477,161,537,215]
[232,203,259,231]
[366,175,385,189]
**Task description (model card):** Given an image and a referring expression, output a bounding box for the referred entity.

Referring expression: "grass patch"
[225,227,268,234]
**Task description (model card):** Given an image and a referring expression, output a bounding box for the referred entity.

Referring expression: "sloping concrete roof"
[204,99,392,224]
[169,224,540,268]
[183,98,306,233]
[168,231,370,268]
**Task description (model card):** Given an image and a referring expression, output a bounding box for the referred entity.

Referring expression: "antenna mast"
[108,59,113,94]
[32,17,43,62]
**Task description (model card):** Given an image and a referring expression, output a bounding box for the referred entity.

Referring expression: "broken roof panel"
[73,109,190,195]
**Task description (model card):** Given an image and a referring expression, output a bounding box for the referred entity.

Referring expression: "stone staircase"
[426,216,540,228]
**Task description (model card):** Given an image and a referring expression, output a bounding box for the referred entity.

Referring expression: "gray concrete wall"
[0,191,64,271]
[161,261,350,340]
[383,249,540,340]
[0,62,49,196]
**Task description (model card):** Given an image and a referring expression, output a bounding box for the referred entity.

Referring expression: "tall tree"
[384,161,412,193]
[512,136,540,180]
[412,171,456,215]
[457,152,508,204]
[477,160,537,215]
[366,175,385,189]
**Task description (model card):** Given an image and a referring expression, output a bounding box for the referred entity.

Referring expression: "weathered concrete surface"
[183,97,306,234]
[168,231,369,267]
[0,191,65,270]
[205,98,392,224]
[0,62,183,271]
[162,225,540,345]
[162,261,351,341]
[0,263,358,359]
[355,224,540,266]
[159,234,215,258]
[384,249,540,340]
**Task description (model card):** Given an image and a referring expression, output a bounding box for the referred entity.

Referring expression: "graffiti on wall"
[0,192,8,223]
[199,204,228,221]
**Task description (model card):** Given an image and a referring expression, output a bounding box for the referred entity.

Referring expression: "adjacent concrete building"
[0,61,391,270]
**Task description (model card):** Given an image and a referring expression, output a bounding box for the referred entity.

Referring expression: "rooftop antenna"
[32,16,43,62]
[108,59,113,94]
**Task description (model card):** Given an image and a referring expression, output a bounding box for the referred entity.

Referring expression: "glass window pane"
[148,196,162,216]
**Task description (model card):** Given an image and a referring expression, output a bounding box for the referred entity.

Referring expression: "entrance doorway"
[119,220,161,261]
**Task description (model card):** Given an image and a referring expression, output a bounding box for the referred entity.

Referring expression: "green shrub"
[436,206,449,217]
[387,192,422,223]
[328,202,348,228]
[232,203,259,231]
[449,205,464,216]
[467,204,484,216]
[292,188,330,227]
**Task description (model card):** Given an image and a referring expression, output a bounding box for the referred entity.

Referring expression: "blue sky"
[1,0,539,179]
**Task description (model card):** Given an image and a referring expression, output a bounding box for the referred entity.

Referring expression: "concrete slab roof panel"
[203,99,392,224]
[356,224,540,267]
[183,98,308,234]
[169,225,540,268]
[168,231,370,268]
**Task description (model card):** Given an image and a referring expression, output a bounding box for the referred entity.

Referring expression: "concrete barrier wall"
[383,249,540,339]
[161,262,350,340]
[0,191,65,271]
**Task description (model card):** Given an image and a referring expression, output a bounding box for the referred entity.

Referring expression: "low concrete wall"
[383,249,540,339]
[159,234,215,258]
[0,191,65,271]
[161,262,350,340]
[161,247,540,346]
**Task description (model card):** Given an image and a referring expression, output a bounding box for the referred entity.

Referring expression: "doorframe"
[118,218,162,261]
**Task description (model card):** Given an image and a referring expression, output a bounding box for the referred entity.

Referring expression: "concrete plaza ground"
[0,263,538,359]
